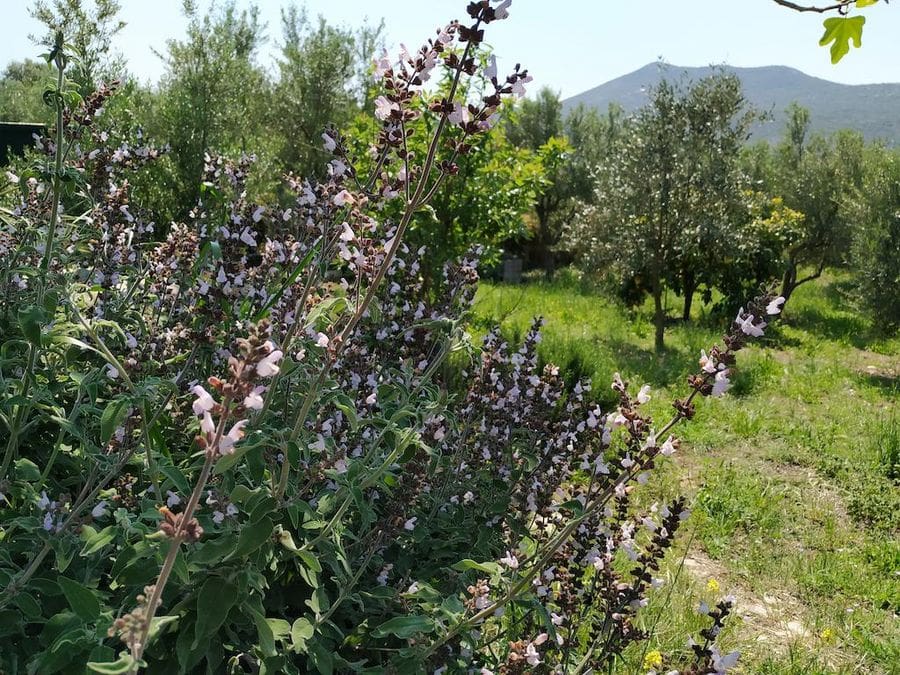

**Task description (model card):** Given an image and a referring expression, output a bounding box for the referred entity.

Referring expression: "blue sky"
[1,0,898,97]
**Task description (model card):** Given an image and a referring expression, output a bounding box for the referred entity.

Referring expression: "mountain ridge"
[562,63,900,145]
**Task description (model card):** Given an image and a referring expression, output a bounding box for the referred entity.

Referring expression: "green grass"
[473,270,899,674]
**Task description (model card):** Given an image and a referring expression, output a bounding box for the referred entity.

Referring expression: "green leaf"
[309,642,334,675]
[148,615,179,641]
[305,586,329,617]
[819,15,865,64]
[249,609,276,657]
[856,0,878,6]
[57,576,101,621]
[370,615,434,639]
[229,485,254,503]
[159,464,190,495]
[297,549,322,574]
[87,652,139,674]
[291,616,314,653]
[100,397,131,443]
[14,457,41,481]
[192,576,237,648]
[18,305,45,345]
[42,288,59,315]
[226,516,273,560]
[190,533,238,565]
[557,498,585,516]
[80,525,117,556]
[0,610,22,638]
[266,618,291,641]
[13,592,41,619]
[451,559,501,575]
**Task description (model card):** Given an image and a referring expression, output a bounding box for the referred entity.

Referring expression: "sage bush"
[0,2,780,673]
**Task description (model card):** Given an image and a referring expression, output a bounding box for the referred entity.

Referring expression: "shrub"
[0,5,777,673]
[848,147,900,334]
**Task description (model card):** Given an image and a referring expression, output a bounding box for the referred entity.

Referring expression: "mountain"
[562,63,900,145]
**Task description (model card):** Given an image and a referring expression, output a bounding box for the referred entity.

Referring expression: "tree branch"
[770,0,858,13]
[794,260,827,287]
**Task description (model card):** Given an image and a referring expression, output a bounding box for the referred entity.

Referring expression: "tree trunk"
[781,260,797,304]
[682,271,696,322]
[537,207,555,281]
[653,281,665,353]
[542,246,555,281]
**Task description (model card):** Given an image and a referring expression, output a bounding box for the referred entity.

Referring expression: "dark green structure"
[0,122,45,166]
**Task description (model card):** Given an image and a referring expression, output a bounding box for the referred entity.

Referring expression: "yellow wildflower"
[706,578,720,593]
[643,649,663,670]
[820,627,836,642]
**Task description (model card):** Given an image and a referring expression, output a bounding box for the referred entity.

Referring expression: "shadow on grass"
[855,370,899,396]
[780,276,890,350]
[785,306,872,348]
[602,337,699,388]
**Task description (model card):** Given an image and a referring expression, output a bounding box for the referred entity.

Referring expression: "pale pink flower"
[256,349,283,378]
[321,132,336,152]
[374,95,396,121]
[499,550,519,569]
[511,73,532,98]
[372,50,391,79]
[448,102,469,125]
[333,189,354,207]
[525,642,541,666]
[192,385,216,415]
[766,296,786,315]
[239,229,257,247]
[485,54,497,81]
[739,314,765,337]
[660,435,677,456]
[219,420,248,455]
[200,411,215,435]
[637,384,651,404]
[699,349,717,374]
[244,386,265,410]
[494,0,512,20]
[712,369,730,397]
[91,501,108,519]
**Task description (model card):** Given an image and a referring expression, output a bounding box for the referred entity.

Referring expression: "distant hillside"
[562,63,900,145]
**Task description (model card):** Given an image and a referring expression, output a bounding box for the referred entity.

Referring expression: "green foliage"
[30,0,126,95]
[847,145,900,333]
[146,1,273,219]
[819,15,865,64]
[568,71,756,350]
[736,106,867,304]
[270,5,382,181]
[0,59,55,123]
[419,120,545,275]
[506,88,619,277]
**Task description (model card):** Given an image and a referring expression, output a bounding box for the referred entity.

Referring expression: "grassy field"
[473,270,899,674]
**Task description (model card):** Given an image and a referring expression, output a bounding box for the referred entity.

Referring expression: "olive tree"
[570,74,754,351]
